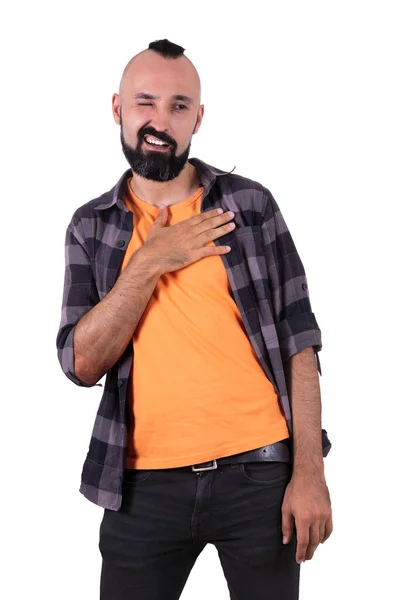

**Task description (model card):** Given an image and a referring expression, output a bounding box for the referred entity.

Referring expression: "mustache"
[137,126,177,149]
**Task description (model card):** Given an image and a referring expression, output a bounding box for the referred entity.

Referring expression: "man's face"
[113,51,204,182]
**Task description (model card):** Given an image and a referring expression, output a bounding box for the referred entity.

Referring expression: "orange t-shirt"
[121,178,289,469]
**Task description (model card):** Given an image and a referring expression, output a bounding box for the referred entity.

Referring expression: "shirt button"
[117,379,124,388]
[117,240,125,248]
[302,283,308,291]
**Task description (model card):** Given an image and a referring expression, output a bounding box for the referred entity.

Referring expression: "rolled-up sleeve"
[56,223,100,387]
[261,190,322,375]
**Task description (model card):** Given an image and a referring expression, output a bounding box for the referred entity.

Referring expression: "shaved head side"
[119,39,201,101]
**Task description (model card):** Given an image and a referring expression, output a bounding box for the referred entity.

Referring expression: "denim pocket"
[123,469,152,485]
[240,461,291,485]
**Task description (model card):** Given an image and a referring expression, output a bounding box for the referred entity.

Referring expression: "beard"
[120,122,192,182]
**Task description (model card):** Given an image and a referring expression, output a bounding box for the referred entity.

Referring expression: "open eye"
[174,104,188,111]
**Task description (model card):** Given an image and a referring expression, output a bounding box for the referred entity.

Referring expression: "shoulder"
[66,169,130,234]
[69,189,114,225]
[191,157,275,217]
[223,170,272,198]
[64,177,124,248]
[217,169,276,222]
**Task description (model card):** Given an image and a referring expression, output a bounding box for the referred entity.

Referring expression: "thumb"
[282,508,294,545]
[153,204,168,227]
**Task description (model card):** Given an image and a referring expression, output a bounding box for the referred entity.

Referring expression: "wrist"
[133,246,164,278]
[292,457,325,480]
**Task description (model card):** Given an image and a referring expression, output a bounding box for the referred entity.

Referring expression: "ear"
[193,104,204,134]
[112,93,121,125]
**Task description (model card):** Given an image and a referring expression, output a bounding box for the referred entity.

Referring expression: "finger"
[321,515,333,543]
[154,204,168,226]
[195,212,235,236]
[281,508,294,545]
[197,245,232,260]
[305,523,321,560]
[295,522,310,564]
[192,208,225,226]
[319,521,325,544]
[206,222,236,242]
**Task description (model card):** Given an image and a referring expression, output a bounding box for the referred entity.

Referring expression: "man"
[57,39,333,600]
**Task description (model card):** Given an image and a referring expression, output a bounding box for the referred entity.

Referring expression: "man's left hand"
[281,473,333,564]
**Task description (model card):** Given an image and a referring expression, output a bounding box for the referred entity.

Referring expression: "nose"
[150,102,170,134]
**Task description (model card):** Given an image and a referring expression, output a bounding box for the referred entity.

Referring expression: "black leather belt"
[190,439,291,472]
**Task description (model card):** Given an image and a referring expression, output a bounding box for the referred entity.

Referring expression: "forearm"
[74,249,161,385]
[284,347,325,478]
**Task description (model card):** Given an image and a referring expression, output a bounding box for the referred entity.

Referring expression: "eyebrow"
[172,94,193,105]
[134,92,193,104]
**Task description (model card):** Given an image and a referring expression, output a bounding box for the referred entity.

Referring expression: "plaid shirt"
[57,158,331,511]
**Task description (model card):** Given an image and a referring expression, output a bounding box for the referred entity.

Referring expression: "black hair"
[148,39,185,58]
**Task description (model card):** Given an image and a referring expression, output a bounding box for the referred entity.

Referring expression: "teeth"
[145,136,167,146]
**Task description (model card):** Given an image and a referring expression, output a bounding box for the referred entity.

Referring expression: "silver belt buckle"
[191,459,217,472]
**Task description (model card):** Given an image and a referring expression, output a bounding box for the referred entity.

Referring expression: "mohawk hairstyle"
[148,39,185,58]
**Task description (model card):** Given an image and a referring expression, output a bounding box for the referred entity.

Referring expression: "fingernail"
[283,537,288,544]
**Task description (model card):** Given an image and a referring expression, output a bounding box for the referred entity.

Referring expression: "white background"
[2,1,399,598]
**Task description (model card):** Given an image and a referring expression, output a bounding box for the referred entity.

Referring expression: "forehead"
[121,51,200,101]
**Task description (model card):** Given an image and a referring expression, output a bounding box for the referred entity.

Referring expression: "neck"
[128,161,201,207]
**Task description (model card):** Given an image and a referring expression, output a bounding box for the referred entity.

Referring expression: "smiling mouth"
[144,134,170,149]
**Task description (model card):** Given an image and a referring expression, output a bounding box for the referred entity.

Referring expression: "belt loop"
[229,454,239,469]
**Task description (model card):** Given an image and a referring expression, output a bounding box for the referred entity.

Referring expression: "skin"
[111,50,204,206]
[283,347,333,563]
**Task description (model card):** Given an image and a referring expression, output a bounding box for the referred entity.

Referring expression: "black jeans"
[99,460,300,599]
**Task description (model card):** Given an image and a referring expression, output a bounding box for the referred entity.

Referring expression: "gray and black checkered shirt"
[56,158,331,511]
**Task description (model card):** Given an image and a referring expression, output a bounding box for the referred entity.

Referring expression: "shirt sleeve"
[56,222,101,387]
[261,190,322,375]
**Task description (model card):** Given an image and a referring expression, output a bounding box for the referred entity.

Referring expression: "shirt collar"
[94,158,235,211]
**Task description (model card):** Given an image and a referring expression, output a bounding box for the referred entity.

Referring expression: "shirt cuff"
[276,312,322,374]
